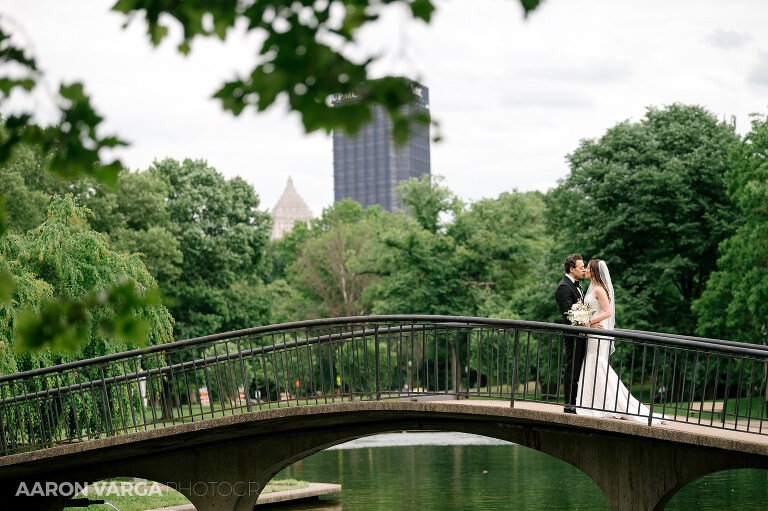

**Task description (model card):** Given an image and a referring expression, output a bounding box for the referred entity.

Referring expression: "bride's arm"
[588,287,612,327]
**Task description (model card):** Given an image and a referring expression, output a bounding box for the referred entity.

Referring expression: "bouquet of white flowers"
[566,301,596,326]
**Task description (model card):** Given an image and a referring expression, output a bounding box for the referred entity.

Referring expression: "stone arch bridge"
[1,315,768,511]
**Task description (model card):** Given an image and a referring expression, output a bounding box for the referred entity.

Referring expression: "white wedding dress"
[576,290,663,424]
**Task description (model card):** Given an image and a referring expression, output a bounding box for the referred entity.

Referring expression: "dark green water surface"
[274,432,768,510]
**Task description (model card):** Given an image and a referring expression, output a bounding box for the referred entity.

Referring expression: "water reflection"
[276,432,608,511]
[666,469,768,511]
[275,432,768,510]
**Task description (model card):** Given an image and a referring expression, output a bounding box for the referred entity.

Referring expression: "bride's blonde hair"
[588,259,610,302]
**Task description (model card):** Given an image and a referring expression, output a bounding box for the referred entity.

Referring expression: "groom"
[555,254,594,414]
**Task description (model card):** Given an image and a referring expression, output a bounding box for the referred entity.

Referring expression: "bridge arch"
[2,401,768,511]
[276,430,610,510]
[148,406,619,511]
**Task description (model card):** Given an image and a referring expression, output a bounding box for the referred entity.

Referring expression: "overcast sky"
[2,0,767,216]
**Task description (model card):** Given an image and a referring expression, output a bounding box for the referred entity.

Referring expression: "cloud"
[747,52,768,89]
[519,59,633,84]
[705,30,753,49]
[489,57,631,110]
[502,89,595,109]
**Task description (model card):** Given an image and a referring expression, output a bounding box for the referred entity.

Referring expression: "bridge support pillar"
[116,437,308,511]
[525,427,768,511]
[0,437,326,511]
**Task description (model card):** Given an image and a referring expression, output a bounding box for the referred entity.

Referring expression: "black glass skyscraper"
[332,82,430,212]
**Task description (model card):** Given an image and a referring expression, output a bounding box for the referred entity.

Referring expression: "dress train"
[575,293,664,424]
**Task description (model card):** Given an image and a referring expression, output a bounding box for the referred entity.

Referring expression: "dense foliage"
[0,194,173,371]
[693,114,768,344]
[66,158,276,341]
[547,104,740,334]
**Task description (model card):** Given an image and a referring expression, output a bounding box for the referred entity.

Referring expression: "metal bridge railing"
[2,315,768,456]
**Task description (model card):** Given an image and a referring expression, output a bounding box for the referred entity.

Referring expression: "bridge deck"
[1,397,767,477]
[467,399,768,450]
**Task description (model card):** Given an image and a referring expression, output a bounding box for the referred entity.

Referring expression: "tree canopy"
[547,104,740,333]
[281,200,382,319]
[693,114,768,344]
[151,158,273,339]
[70,158,275,340]
[0,194,173,374]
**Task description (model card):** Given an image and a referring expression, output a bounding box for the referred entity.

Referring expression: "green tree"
[52,160,275,338]
[449,190,550,318]
[69,170,184,285]
[266,220,312,283]
[0,119,165,351]
[280,200,382,320]
[396,175,462,233]
[0,155,50,234]
[694,114,768,344]
[270,183,551,397]
[547,104,740,334]
[365,184,550,395]
[150,158,273,338]
[0,194,173,370]
[367,181,548,318]
[367,214,469,315]
[0,195,174,445]
[366,178,467,315]
[0,120,65,234]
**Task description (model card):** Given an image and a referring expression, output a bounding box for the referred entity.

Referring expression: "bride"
[576,259,663,424]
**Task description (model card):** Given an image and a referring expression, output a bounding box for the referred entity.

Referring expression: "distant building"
[270,177,313,240]
[332,81,430,212]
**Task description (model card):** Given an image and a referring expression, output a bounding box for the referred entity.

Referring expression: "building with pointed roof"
[270,177,313,240]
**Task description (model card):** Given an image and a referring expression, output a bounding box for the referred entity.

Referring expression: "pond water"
[274,432,768,510]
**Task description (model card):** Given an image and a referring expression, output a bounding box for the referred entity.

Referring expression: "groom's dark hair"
[564,254,583,274]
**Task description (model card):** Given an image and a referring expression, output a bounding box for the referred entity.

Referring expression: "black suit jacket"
[555,276,584,325]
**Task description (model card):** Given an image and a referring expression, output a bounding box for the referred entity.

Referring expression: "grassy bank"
[72,478,310,511]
